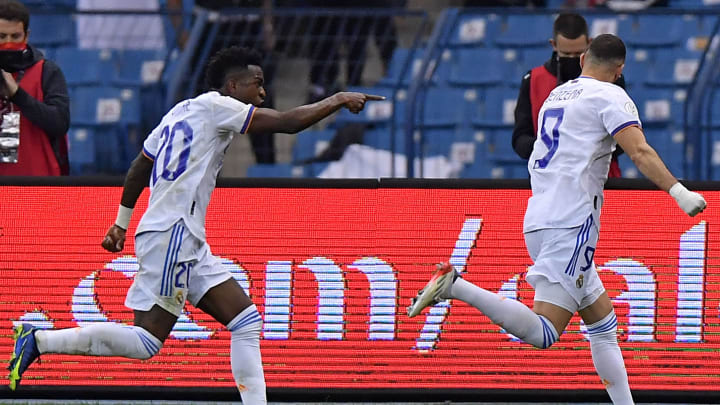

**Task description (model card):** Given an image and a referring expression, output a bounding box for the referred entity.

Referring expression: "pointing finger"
[364,94,386,101]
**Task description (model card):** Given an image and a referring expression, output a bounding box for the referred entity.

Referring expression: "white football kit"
[126,91,256,316]
[523,76,641,309]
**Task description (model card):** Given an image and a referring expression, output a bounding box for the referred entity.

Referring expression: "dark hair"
[586,34,626,65]
[553,13,588,40]
[205,46,263,90]
[0,0,28,32]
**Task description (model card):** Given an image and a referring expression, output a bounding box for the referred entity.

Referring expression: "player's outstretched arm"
[101,152,154,252]
[615,125,706,216]
[248,92,385,134]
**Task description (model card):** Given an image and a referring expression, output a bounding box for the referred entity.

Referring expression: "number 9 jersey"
[524,76,641,234]
[136,91,256,241]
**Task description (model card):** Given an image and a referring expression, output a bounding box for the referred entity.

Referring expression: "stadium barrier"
[1,177,720,403]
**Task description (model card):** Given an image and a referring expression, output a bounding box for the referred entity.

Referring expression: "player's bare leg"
[197,278,266,405]
[579,293,634,404]
[408,263,563,349]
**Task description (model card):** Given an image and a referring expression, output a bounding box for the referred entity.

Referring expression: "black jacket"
[5,44,70,140]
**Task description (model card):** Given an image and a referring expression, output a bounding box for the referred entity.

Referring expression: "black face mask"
[0,50,26,73]
[556,56,582,84]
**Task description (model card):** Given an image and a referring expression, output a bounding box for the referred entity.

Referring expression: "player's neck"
[579,69,615,83]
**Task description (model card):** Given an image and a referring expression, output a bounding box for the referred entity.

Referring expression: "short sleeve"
[142,125,162,161]
[598,88,642,136]
[212,94,256,134]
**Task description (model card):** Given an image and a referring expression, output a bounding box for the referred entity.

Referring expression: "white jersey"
[137,91,256,240]
[524,76,641,233]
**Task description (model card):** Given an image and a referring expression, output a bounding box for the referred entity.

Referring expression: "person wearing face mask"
[512,13,623,178]
[0,0,70,176]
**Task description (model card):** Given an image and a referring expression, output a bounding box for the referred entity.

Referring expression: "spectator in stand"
[512,13,624,177]
[302,0,402,103]
[0,0,70,176]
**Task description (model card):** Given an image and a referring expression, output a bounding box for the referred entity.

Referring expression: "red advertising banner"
[1,185,719,391]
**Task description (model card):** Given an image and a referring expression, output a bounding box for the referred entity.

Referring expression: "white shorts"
[125,220,232,317]
[524,215,605,314]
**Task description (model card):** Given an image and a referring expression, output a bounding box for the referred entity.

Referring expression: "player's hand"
[669,183,706,217]
[337,92,386,114]
[102,224,127,252]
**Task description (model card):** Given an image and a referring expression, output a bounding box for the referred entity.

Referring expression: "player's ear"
[549,38,556,50]
[580,52,585,69]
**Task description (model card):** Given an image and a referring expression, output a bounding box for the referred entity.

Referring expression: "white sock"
[35,323,161,360]
[227,304,266,405]
[450,278,558,348]
[587,312,634,405]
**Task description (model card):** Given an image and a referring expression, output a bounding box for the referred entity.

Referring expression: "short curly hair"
[205,46,263,90]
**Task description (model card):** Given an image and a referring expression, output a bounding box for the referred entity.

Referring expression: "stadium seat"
[487,128,524,163]
[364,127,406,154]
[492,15,554,48]
[448,48,518,87]
[67,127,96,175]
[28,14,75,47]
[55,47,114,86]
[520,48,551,74]
[646,51,700,87]
[631,87,680,126]
[586,15,620,37]
[418,86,470,127]
[471,86,518,128]
[645,128,684,176]
[292,129,336,163]
[246,163,304,178]
[448,13,500,47]
[71,86,141,126]
[112,49,167,87]
[622,49,653,88]
[618,15,683,47]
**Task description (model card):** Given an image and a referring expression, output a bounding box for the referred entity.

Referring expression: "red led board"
[0,185,718,391]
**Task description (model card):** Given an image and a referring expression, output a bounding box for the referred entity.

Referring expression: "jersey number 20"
[533,108,564,169]
[152,120,194,185]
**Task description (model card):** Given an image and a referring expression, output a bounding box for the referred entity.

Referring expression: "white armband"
[115,205,133,230]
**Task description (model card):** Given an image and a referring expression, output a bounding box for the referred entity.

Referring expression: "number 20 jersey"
[137,91,256,241]
[524,76,641,233]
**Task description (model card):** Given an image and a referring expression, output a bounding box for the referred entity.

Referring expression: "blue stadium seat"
[29,14,75,47]
[470,86,518,128]
[520,48,551,74]
[448,14,501,47]
[112,49,167,87]
[492,15,554,48]
[378,47,417,87]
[71,86,141,126]
[246,163,304,178]
[418,86,469,127]
[631,87,678,126]
[645,128,684,176]
[421,127,481,169]
[364,127,406,154]
[586,15,621,37]
[646,51,700,87]
[67,127,96,175]
[487,128,526,164]
[55,47,114,86]
[293,129,336,163]
[622,49,653,88]
[618,15,683,47]
[448,48,518,87]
